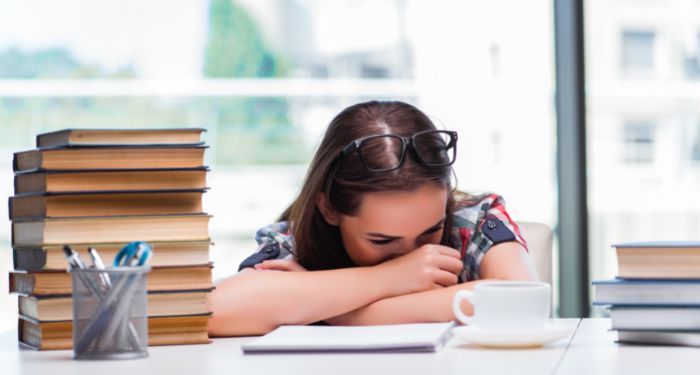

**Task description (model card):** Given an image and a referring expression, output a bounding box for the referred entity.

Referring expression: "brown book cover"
[12,214,211,247]
[14,168,208,194]
[9,264,213,296]
[9,190,207,220]
[13,241,212,271]
[614,241,700,279]
[13,146,207,173]
[19,289,212,321]
[18,314,211,350]
[36,128,206,148]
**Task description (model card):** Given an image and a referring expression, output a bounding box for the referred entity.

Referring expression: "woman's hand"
[254,259,307,272]
[374,244,463,297]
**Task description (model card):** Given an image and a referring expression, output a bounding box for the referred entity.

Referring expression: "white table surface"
[555,318,700,375]
[13,318,700,374]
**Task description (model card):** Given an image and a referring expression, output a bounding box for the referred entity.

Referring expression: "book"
[19,314,211,350]
[12,214,211,247]
[9,190,206,220]
[19,290,211,321]
[14,168,208,194]
[13,146,207,173]
[614,241,700,279]
[9,264,213,295]
[592,279,700,306]
[610,306,700,330]
[617,330,700,347]
[13,241,211,271]
[241,322,455,354]
[36,128,205,148]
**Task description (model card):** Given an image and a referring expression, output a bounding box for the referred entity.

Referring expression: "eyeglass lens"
[413,131,455,166]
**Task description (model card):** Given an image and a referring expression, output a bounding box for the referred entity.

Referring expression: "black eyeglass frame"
[339,129,458,173]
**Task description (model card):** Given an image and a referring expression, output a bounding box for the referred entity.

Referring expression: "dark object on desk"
[618,330,700,348]
[13,146,207,173]
[36,128,206,149]
[14,168,209,194]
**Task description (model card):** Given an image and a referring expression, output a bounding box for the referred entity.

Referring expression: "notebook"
[242,322,455,354]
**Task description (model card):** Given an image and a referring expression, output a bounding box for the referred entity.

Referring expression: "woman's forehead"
[353,185,448,232]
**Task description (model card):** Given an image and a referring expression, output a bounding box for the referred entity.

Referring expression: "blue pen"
[113,241,152,267]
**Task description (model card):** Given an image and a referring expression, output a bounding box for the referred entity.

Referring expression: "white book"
[611,307,700,330]
[242,322,455,354]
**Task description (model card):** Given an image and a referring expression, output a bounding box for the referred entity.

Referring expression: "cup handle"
[452,289,475,325]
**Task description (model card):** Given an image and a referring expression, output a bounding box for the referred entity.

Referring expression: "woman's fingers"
[433,269,459,287]
[437,255,465,276]
[254,259,307,272]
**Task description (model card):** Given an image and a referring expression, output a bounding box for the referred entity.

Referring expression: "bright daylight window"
[586,0,700,315]
[0,0,556,327]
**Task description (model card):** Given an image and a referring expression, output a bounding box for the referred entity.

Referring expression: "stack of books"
[593,241,700,347]
[8,128,214,350]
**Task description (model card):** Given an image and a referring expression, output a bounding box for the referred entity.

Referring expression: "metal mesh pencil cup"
[70,266,150,360]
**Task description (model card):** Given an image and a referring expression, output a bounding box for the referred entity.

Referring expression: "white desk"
[12,318,700,374]
[1,319,579,375]
[556,319,700,375]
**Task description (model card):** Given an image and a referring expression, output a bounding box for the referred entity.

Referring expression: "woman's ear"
[316,193,339,225]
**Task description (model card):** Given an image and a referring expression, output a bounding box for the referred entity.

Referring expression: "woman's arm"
[207,267,386,336]
[325,242,538,325]
[207,244,463,336]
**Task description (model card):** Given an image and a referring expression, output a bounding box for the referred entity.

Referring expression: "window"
[0,0,557,327]
[621,30,655,75]
[587,1,700,317]
[692,124,700,163]
[683,33,700,79]
[621,121,655,164]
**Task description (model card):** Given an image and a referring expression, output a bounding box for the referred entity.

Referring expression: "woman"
[208,100,538,336]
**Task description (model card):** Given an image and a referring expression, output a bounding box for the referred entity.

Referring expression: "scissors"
[113,241,152,267]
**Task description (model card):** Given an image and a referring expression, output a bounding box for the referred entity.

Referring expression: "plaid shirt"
[239,193,527,282]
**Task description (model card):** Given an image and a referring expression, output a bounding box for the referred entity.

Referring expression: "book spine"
[9,273,35,295]
[12,248,47,271]
[7,196,12,221]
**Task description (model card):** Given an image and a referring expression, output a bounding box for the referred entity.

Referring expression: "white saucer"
[451,323,575,348]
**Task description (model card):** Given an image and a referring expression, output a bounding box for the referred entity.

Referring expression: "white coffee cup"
[452,281,551,332]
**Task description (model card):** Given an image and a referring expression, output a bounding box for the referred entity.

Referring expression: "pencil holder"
[70,266,150,360]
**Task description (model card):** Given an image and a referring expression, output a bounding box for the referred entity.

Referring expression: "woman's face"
[336,183,449,266]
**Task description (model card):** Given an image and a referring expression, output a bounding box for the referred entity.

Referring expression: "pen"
[63,245,105,301]
[63,245,87,270]
[89,247,112,289]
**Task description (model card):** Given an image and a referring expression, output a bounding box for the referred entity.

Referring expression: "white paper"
[242,322,455,354]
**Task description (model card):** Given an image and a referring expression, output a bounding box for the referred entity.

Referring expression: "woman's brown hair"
[280,100,458,270]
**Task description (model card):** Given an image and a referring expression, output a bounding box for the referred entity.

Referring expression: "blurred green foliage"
[202,0,304,164]
[0,0,308,165]
[0,47,136,79]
